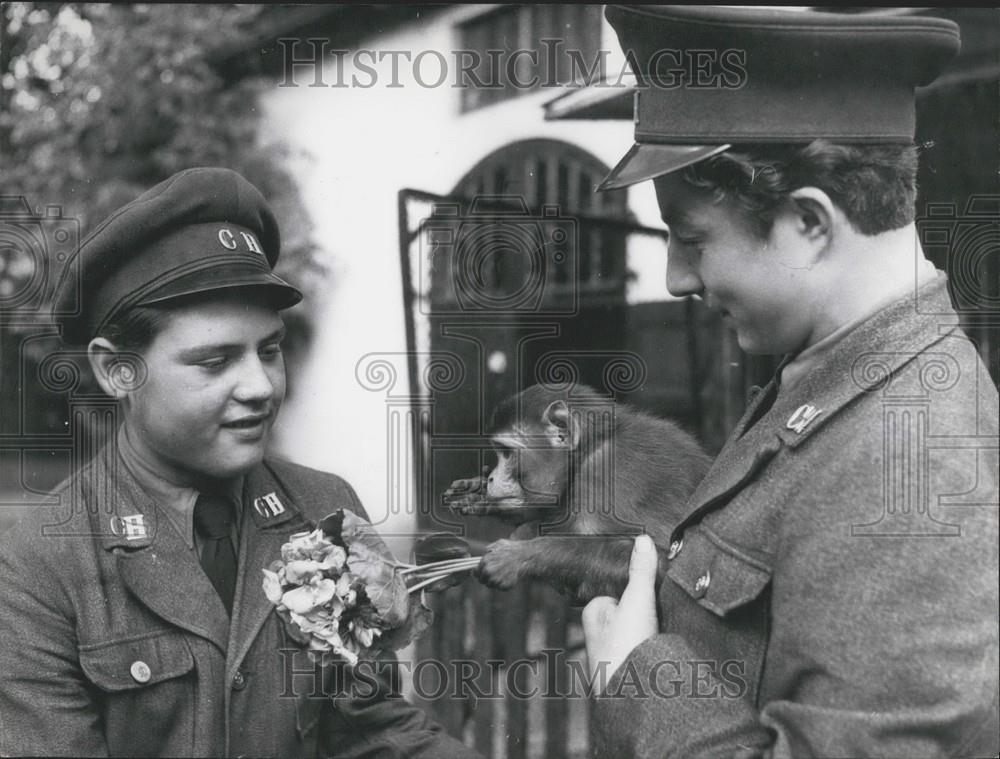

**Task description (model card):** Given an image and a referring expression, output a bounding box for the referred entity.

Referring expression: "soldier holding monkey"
[574,7,998,758]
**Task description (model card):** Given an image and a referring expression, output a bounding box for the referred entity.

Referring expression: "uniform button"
[232,669,247,690]
[693,570,711,597]
[130,660,151,683]
[667,538,683,560]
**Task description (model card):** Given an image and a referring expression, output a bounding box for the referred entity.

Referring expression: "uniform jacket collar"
[225,462,314,683]
[673,273,959,539]
[96,449,314,662]
[115,423,246,549]
[771,272,958,448]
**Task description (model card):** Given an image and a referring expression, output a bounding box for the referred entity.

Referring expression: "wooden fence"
[414,579,591,759]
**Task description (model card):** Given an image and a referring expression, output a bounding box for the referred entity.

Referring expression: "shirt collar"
[116,424,244,548]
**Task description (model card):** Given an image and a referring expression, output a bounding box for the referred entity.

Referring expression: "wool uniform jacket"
[0,450,480,758]
[591,274,999,758]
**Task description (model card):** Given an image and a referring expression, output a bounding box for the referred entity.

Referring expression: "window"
[429,139,628,308]
[458,5,603,112]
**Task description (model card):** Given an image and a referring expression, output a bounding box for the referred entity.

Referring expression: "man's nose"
[233,355,275,403]
[665,247,702,298]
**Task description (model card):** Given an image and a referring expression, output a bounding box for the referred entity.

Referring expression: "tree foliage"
[1,2,322,397]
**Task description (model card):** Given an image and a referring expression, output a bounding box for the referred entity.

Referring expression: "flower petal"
[335,574,353,598]
[311,578,337,607]
[262,569,284,604]
[285,559,324,585]
[282,586,318,615]
[318,544,347,571]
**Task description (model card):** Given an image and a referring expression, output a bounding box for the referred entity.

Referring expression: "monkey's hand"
[443,488,489,515]
[477,539,533,590]
[444,476,485,496]
[443,466,492,514]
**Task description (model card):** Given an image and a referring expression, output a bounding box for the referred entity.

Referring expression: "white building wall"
[260,6,665,550]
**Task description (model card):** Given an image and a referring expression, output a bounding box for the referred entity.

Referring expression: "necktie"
[193,492,238,614]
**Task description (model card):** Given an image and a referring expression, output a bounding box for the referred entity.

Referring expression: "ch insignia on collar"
[787,404,823,434]
[110,514,148,540]
[254,492,286,519]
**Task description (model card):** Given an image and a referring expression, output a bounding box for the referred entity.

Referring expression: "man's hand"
[581,534,659,694]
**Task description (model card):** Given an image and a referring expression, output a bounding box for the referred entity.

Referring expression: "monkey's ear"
[542,400,579,449]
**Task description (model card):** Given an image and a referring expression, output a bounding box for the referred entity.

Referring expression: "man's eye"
[675,235,703,248]
[260,343,283,360]
[197,357,228,369]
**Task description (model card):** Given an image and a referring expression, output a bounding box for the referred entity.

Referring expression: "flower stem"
[406,568,475,594]
[403,559,481,594]
[408,564,478,581]
[398,557,481,575]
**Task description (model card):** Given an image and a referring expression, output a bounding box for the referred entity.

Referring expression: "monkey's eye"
[493,446,521,477]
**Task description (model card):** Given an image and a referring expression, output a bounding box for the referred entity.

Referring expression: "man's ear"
[787,187,836,248]
[87,338,145,399]
[541,400,580,449]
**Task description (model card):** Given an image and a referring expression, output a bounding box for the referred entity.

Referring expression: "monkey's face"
[486,434,567,511]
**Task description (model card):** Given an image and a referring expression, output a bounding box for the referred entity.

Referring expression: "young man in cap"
[0,168,479,758]
[582,6,998,758]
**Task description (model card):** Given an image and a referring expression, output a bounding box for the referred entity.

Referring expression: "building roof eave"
[542,84,634,122]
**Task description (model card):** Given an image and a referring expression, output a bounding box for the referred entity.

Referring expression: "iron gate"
[393,186,763,758]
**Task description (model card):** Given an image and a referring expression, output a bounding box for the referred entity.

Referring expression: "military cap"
[598,6,961,190]
[53,167,302,345]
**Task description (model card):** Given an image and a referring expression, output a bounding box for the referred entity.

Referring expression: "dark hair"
[96,305,172,351]
[95,286,288,351]
[680,140,919,238]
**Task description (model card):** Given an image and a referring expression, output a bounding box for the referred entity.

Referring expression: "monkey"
[443,383,711,605]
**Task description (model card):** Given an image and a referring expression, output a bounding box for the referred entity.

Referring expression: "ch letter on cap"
[217,228,264,255]
[240,232,264,256]
[253,492,286,519]
[218,228,238,250]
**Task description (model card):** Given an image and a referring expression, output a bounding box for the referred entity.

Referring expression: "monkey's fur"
[444,384,711,605]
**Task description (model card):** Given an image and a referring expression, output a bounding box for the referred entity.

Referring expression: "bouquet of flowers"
[262,509,478,666]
